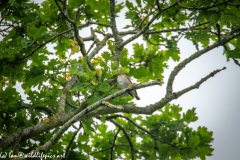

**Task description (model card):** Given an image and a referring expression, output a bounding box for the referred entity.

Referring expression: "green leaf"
[133,43,145,59]
[225,47,240,59]
[136,0,141,7]
[210,14,219,23]
[87,92,102,104]
[188,133,200,147]
[98,82,110,92]
[52,85,58,99]
[132,65,148,79]
[126,1,134,10]
[120,48,129,67]
[102,51,111,61]
[82,56,96,77]
[183,108,198,123]
[82,119,95,134]
[166,48,180,61]
[197,126,213,143]
[111,61,118,69]
[230,7,240,18]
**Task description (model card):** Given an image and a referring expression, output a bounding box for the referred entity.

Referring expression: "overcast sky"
[14,0,240,159]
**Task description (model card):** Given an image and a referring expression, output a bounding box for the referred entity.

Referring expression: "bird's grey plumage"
[117,73,140,100]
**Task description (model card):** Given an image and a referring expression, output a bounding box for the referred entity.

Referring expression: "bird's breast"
[117,76,129,89]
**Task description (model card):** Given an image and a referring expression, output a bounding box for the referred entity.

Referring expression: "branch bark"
[83,67,227,118]
[109,0,123,67]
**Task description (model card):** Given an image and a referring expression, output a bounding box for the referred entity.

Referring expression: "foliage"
[0,0,240,159]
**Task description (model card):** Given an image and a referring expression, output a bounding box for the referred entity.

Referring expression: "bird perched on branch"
[117,73,140,100]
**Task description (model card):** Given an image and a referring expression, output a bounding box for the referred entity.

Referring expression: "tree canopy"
[0,0,240,159]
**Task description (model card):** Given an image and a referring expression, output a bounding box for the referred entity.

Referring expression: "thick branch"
[34,80,160,151]
[109,0,120,41]
[73,23,87,56]
[0,80,158,152]
[83,67,227,118]
[88,29,109,60]
[58,74,79,113]
[0,113,72,150]
[0,73,81,150]
[109,0,123,66]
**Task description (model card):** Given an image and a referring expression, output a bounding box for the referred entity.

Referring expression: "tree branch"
[109,0,123,67]
[109,0,121,41]
[35,80,160,151]
[155,0,162,12]
[106,114,185,149]
[54,0,74,24]
[177,0,234,10]
[166,31,240,94]
[63,122,82,160]
[121,1,179,47]
[88,28,109,60]
[232,58,240,67]
[58,74,78,113]
[54,0,87,56]
[0,113,72,150]
[0,0,9,11]
[0,80,159,152]
[173,67,226,98]
[83,67,227,118]
[109,120,135,160]
[102,101,124,110]
[111,128,120,160]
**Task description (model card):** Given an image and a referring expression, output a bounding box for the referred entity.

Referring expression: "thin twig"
[109,120,135,160]
[166,31,240,94]
[63,122,82,160]
[106,115,185,149]
[66,100,78,109]
[110,128,120,160]
[233,58,240,67]
[121,1,179,47]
